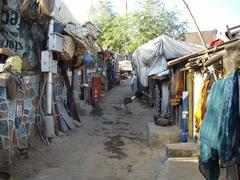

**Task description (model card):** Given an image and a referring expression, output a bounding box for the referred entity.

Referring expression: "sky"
[62,0,239,34]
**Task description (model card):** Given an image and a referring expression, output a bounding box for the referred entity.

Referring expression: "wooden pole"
[182,0,217,80]
[182,0,208,49]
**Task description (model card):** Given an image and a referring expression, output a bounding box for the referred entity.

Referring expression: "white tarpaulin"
[50,0,78,24]
[132,35,203,87]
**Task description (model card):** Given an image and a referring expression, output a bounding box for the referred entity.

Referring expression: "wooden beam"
[187,72,194,138]
[204,50,225,67]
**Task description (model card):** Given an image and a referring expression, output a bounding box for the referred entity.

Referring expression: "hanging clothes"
[194,80,212,133]
[103,51,110,61]
[83,51,94,68]
[170,70,184,106]
[199,70,240,180]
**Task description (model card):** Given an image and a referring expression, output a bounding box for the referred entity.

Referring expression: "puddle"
[104,135,127,160]
[102,121,114,125]
[115,121,129,126]
[127,164,133,173]
[121,135,145,142]
[117,127,129,131]
[113,106,123,111]
[90,105,104,116]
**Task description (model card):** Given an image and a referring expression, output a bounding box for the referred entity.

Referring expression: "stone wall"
[0,74,40,153]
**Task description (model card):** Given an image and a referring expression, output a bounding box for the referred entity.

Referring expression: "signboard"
[0,0,37,69]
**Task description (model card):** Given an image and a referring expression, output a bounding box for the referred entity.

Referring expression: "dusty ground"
[8,80,166,180]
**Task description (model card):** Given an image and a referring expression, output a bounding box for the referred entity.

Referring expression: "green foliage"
[90,0,187,55]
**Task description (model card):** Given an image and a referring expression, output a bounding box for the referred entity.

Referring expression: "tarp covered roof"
[132,34,203,87]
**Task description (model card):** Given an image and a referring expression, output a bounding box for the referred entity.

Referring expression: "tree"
[90,0,187,55]
[90,0,118,49]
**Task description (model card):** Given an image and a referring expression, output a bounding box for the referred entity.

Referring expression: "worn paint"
[0,0,37,69]
[187,72,194,138]
[0,75,40,151]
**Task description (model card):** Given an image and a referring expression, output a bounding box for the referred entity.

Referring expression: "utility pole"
[89,0,94,20]
[125,1,128,60]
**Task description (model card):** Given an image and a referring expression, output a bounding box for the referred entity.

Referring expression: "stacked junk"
[0,0,120,177]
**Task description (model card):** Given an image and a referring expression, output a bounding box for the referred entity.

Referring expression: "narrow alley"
[0,1,239,180]
[10,80,166,180]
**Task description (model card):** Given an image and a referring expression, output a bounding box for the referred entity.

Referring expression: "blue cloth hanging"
[199,70,240,180]
[83,51,94,68]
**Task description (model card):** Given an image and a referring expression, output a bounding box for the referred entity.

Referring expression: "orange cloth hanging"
[194,80,212,133]
[170,71,184,106]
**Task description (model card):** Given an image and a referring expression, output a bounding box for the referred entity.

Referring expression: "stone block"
[146,122,179,148]
[165,143,199,158]
[156,158,204,180]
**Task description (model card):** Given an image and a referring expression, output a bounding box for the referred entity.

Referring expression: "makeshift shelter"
[168,28,240,179]
[132,34,202,87]
[0,0,103,163]
[132,35,202,120]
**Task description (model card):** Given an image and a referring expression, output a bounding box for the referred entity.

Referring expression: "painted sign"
[0,0,37,69]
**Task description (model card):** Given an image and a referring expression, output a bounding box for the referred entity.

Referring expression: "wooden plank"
[187,72,194,138]
[56,101,75,130]
[204,50,225,67]
[61,67,81,122]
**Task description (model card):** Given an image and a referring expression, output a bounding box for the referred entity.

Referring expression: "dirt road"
[10,80,165,180]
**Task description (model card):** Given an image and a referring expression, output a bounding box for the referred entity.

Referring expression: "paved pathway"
[10,80,165,180]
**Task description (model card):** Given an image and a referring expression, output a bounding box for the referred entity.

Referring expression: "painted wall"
[0,75,40,151]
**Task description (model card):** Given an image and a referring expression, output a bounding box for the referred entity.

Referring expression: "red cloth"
[103,51,110,61]
[209,39,223,47]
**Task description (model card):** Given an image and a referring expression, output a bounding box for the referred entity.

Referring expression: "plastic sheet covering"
[132,35,203,87]
[50,0,78,24]
[5,56,23,73]
[64,22,101,41]
[64,22,101,52]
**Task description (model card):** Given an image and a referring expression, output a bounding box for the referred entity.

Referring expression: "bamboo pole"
[182,0,217,80]
[182,0,207,49]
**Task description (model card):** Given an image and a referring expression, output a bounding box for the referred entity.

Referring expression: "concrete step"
[156,157,227,180]
[156,157,204,180]
[165,143,199,158]
[146,122,179,148]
